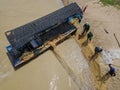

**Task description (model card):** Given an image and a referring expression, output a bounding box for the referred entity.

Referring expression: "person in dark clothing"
[108,64,116,76]
[91,46,103,59]
[94,46,103,55]
[82,22,90,35]
[87,32,93,41]
[75,14,83,23]
[78,22,90,39]
[82,32,93,46]
[100,64,116,82]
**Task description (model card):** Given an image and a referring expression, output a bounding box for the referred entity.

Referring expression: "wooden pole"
[114,33,120,48]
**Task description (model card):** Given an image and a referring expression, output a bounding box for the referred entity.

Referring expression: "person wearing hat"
[91,46,103,59]
[82,32,93,46]
[87,32,93,41]
[79,22,90,39]
[108,64,116,76]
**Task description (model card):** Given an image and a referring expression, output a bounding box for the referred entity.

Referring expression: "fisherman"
[79,22,90,39]
[91,46,103,59]
[108,64,116,76]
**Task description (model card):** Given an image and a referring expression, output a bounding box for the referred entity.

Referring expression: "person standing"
[79,22,90,39]
[91,46,103,59]
[82,32,93,46]
[108,64,116,76]
[87,32,93,42]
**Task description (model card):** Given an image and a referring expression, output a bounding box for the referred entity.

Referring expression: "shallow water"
[0,50,80,90]
[0,0,59,82]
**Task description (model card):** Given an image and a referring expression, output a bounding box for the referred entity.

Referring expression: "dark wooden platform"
[5,3,82,49]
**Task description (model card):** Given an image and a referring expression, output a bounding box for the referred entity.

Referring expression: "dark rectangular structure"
[5,3,82,49]
[5,3,83,69]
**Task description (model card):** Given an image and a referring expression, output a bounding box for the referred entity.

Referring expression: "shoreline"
[61,0,120,90]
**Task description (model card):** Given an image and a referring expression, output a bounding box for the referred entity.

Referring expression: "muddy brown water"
[0,0,94,90]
